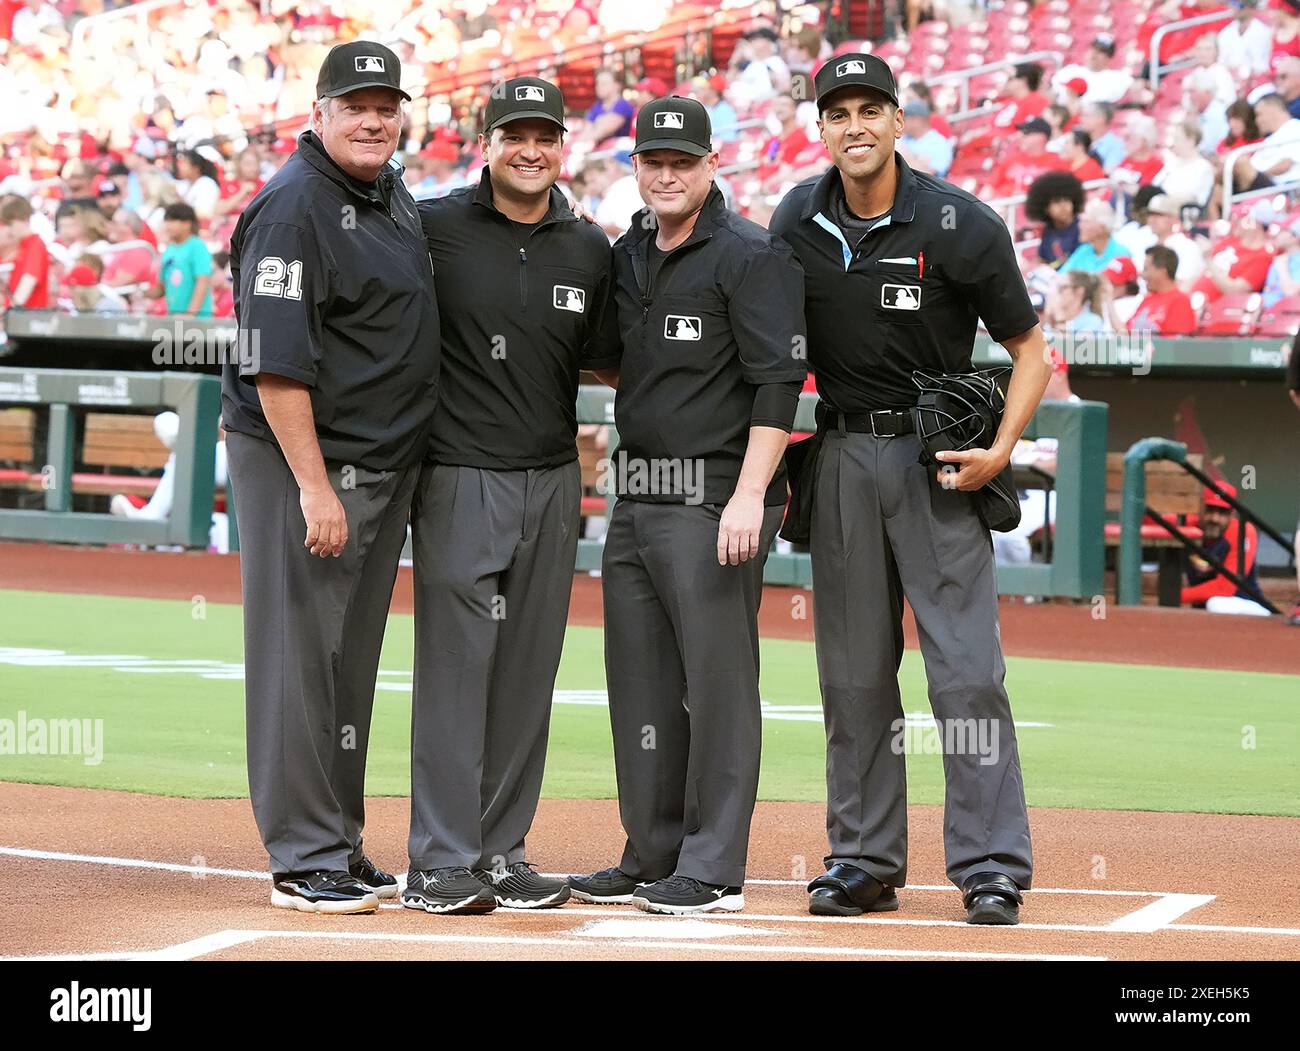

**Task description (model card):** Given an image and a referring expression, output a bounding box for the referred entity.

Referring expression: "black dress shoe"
[962,871,1023,925]
[807,863,900,916]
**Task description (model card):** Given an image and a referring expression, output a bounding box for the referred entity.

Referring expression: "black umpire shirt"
[221,131,441,470]
[608,184,808,507]
[418,172,620,470]
[768,156,1038,413]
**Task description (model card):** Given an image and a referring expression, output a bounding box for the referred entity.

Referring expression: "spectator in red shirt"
[1192,209,1276,301]
[758,92,812,185]
[1181,484,1262,608]
[1269,0,1300,75]
[1061,77,1089,122]
[990,117,1066,197]
[0,195,50,309]
[1060,129,1106,182]
[903,80,954,141]
[993,62,1050,131]
[214,147,265,220]
[1130,244,1199,333]
[1112,115,1165,194]
[1215,98,1263,155]
[211,250,234,319]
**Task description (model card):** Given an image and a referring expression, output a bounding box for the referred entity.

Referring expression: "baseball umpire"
[221,42,440,913]
[568,97,807,914]
[402,77,621,915]
[768,54,1052,924]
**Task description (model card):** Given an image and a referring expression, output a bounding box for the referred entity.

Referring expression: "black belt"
[816,403,915,437]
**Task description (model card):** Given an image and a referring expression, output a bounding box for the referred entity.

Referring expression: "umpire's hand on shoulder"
[301,482,349,557]
[934,446,1011,492]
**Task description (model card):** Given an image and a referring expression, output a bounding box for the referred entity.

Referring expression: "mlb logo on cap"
[516,85,546,102]
[355,56,386,73]
[654,111,685,129]
[836,59,866,77]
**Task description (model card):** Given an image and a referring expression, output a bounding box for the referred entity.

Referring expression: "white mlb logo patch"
[664,315,701,341]
[554,285,585,313]
[881,284,921,310]
[516,85,546,102]
[836,60,867,76]
[355,56,386,73]
[654,112,685,129]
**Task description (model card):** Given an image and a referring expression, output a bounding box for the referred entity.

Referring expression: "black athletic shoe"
[271,870,379,914]
[962,871,1023,925]
[402,867,497,915]
[632,874,744,914]
[349,855,399,900]
[567,866,644,904]
[473,862,571,909]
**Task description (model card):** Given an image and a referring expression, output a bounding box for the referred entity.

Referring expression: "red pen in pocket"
[918,250,925,280]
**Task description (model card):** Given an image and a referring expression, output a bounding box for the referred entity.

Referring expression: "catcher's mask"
[910,367,1021,533]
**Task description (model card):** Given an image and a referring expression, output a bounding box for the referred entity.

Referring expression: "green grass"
[1,589,1297,814]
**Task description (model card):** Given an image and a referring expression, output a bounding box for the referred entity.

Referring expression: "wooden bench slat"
[83,414,169,469]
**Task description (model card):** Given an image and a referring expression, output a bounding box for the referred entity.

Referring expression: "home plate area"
[2,788,1298,962]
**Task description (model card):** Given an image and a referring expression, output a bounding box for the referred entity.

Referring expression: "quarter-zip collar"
[296,130,400,207]
[471,169,578,227]
[801,155,918,270]
[799,154,919,226]
[623,182,724,295]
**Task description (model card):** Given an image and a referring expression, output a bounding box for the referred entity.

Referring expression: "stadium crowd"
[0,0,1296,618]
[3,0,1300,336]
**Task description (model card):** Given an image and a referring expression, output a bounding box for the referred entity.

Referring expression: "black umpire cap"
[483,76,568,134]
[814,52,899,110]
[632,96,712,156]
[316,40,411,101]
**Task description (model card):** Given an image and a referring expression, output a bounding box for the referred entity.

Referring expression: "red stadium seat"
[1255,294,1300,337]
[1197,293,1262,336]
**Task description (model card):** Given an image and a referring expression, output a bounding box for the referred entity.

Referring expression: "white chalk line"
[1106,894,1217,932]
[0,847,1183,899]
[0,930,262,962]
[9,843,1294,939]
[34,928,1101,962]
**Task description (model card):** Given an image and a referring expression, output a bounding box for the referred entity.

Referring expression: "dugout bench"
[0,368,222,547]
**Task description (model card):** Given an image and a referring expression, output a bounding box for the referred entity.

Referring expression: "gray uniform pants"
[602,498,783,888]
[811,430,1033,890]
[407,460,581,871]
[227,431,419,877]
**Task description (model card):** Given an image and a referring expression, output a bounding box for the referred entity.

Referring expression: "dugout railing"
[0,367,221,548]
[574,385,1109,599]
[1115,437,1293,610]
